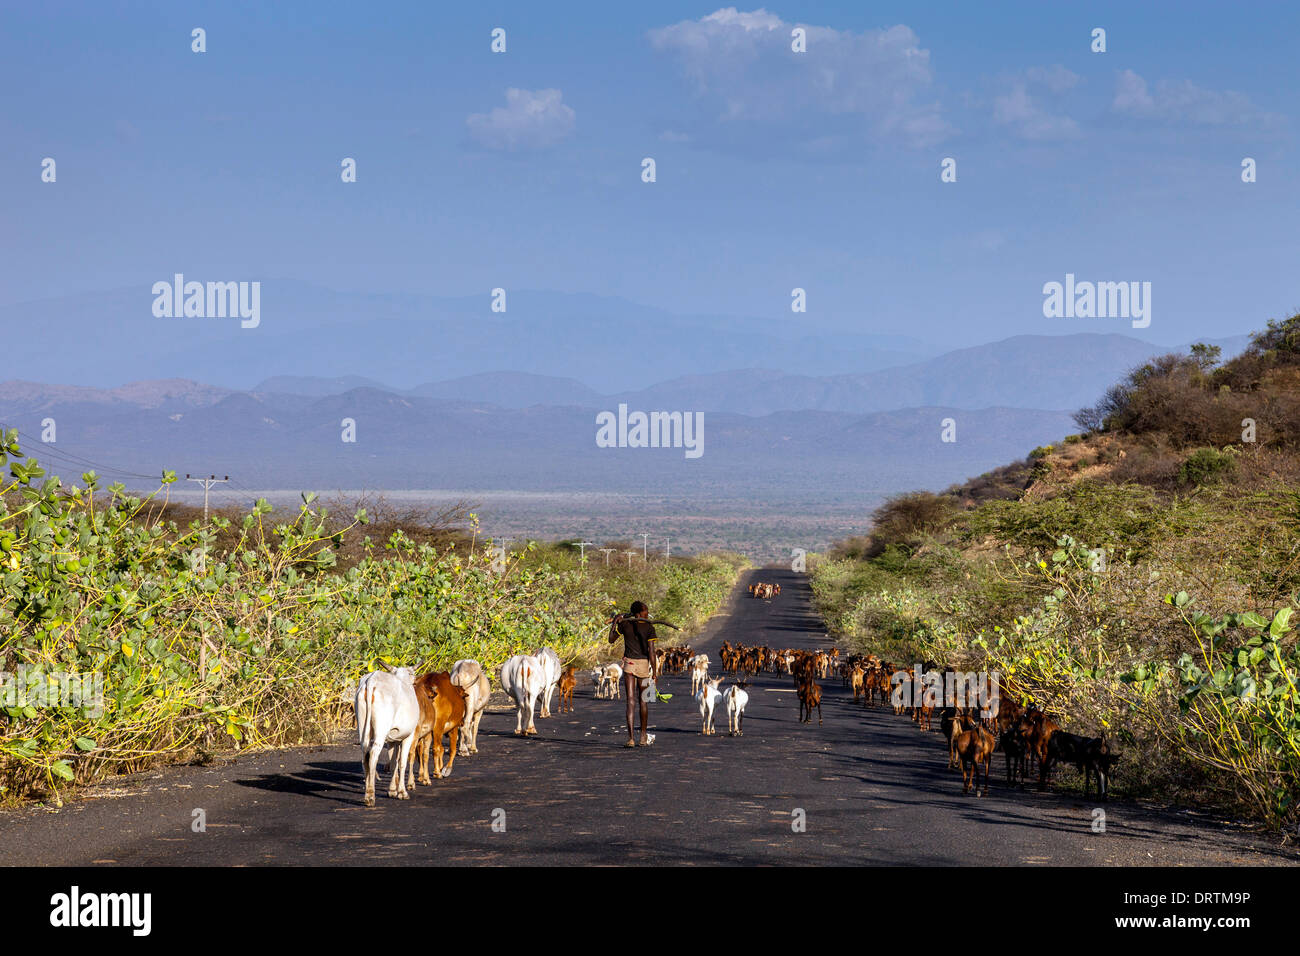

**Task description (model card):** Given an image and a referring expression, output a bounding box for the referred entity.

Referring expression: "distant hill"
[253,375,391,396]
[616,333,1253,415]
[407,372,604,407]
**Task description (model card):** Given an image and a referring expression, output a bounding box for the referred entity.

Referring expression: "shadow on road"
[235,760,359,806]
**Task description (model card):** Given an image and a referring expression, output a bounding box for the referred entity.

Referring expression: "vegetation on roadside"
[812,313,1300,830]
[0,435,745,805]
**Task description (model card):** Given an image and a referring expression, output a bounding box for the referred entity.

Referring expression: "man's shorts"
[623,657,652,680]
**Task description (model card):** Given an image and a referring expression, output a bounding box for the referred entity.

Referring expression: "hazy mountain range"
[0,325,1252,502]
[254,331,1249,416]
[7,282,1250,396]
[0,381,1074,498]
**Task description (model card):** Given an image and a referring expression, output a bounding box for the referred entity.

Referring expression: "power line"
[7,428,161,482]
[13,434,147,478]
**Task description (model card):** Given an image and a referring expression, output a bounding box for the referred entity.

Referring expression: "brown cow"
[410,671,469,786]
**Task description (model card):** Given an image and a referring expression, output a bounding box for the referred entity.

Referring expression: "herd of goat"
[354,585,1117,807]
[843,653,1120,799]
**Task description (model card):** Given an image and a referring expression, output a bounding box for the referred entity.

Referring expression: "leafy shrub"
[1178,447,1237,487]
[862,492,957,556]
[1121,601,1300,828]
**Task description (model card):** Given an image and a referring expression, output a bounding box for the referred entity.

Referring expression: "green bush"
[1177,447,1237,487]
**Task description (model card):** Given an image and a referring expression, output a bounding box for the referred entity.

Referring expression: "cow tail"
[357,683,374,747]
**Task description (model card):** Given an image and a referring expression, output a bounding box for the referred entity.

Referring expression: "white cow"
[723,683,749,736]
[695,676,723,736]
[450,658,491,755]
[355,666,421,807]
[533,646,563,718]
[500,654,545,735]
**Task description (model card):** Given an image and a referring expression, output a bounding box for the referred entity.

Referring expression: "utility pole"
[186,474,229,521]
[599,548,615,567]
[664,537,671,559]
[623,550,639,567]
[576,540,595,565]
[638,532,650,560]
[185,473,228,577]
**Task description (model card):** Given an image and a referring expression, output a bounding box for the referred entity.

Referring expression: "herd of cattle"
[354,617,1117,806]
[356,647,592,806]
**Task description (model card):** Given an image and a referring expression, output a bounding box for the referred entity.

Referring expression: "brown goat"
[943,708,973,770]
[558,666,576,714]
[955,720,997,796]
[849,665,865,704]
[797,675,823,725]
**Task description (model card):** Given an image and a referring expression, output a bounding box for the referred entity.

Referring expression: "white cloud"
[990,66,1081,141]
[1024,65,1080,95]
[466,88,576,151]
[1112,69,1155,115]
[1112,70,1278,127]
[648,7,950,149]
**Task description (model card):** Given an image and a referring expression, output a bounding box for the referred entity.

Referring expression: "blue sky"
[2,0,1297,351]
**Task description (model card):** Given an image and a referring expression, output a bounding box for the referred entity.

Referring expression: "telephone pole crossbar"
[185,474,229,521]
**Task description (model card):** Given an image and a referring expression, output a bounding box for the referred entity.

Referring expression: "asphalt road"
[0,568,1294,866]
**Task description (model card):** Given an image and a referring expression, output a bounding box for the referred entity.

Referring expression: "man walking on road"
[609,600,658,748]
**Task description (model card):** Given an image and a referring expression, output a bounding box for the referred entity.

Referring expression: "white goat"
[695,675,723,736]
[355,665,421,807]
[592,662,622,699]
[690,654,711,696]
[723,683,749,736]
